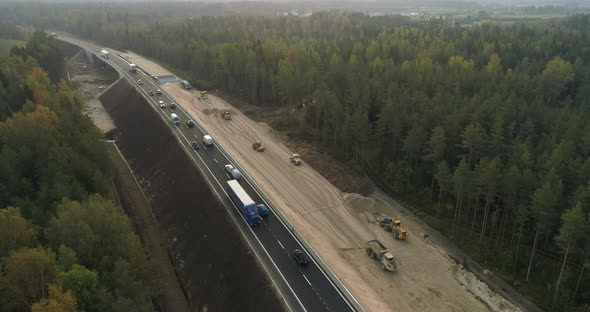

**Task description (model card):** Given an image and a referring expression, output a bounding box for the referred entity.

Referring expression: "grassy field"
[104,142,193,312]
[0,39,25,56]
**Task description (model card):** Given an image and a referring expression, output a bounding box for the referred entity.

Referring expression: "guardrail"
[215,145,366,312]
[172,97,365,312]
[79,41,365,312]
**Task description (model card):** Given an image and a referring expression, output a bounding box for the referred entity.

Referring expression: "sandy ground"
[68,62,116,133]
[99,79,284,312]
[163,84,517,312]
[116,50,172,77]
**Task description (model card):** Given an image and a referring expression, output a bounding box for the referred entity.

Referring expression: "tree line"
[3,4,590,309]
[0,31,152,311]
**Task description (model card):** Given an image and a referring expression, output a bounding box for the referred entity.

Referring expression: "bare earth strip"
[163,84,506,312]
[116,50,172,77]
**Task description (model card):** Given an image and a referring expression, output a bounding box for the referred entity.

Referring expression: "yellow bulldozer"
[378,218,408,240]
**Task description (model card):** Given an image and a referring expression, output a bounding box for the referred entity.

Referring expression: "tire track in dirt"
[99,79,284,312]
[164,84,493,312]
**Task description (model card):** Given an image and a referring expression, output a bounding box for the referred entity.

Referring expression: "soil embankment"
[57,39,82,59]
[99,79,283,312]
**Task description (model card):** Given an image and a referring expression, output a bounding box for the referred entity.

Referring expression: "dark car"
[191,141,199,150]
[148,90,154,96]
[186,120,195,128]
[292,249,310,266]
[170,102,177,109]
[257,204,269,217]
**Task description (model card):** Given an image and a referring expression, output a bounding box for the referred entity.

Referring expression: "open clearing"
[0,39,24,56]
[67,58,117,133]
[163,84,520,312]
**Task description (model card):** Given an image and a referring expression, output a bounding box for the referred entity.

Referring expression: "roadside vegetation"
[0,39,24,56]
[0,31,152,312]
[3,3,590,310]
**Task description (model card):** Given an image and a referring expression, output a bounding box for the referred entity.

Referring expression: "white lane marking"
[277,240,285,250]
[213,158,219,164]
[88,45,309,312]
[303,274,312,286]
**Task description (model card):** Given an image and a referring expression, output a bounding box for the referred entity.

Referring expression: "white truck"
[181,80,191,90]
[170,113,180,125]
[203,135,213,147]
[129,63,137,72]
[100,49,110,59]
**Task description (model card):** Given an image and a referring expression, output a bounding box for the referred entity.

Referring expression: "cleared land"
[116,50,172,77]
[0,39,24,56]
[67,58,117,133]
[163,84,518,312]
[99,79,284,312]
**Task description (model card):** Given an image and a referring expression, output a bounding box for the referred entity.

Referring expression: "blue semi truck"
[226,179,262,226]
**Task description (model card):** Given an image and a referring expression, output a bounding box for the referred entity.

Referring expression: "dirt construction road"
[164,84,516,312]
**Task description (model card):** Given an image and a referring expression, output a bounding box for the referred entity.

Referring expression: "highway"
[61,35,358,312]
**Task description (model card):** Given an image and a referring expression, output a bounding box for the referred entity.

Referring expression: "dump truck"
[221,111,232,120]
[226,179,262,227]
[181,80,191,90]
[252,141,265,152]
[290,154,301,166]
[366,240,398,271]
[378,218,408,240]
[129,63,137,72]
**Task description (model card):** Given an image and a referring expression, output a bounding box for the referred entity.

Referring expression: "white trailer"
[100,49,110,59]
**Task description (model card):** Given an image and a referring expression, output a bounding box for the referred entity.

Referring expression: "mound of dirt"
[99,79,283,312]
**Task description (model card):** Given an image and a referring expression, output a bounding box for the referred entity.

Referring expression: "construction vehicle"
[366,240,398,271]
[221,111,232,120]
[378,218,408,240]
[181,80,191,90]
[200,91,208,99]
[252,141,265,152]
[290,154,301,166]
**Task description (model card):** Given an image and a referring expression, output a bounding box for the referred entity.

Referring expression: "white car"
[156,89,162,95]
[224,164,242,180]
[159,100,166,109]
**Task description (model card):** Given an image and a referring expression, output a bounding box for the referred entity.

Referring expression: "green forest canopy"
[1,3,590,309]
[0,31,151,312]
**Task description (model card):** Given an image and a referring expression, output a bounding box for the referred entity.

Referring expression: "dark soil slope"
[57,39,82,59]
[99,79,282,312]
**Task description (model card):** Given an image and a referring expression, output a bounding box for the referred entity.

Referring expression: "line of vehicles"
[130,64,317,270]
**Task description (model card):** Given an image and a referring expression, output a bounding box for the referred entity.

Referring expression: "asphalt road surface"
[64,37,358,312]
